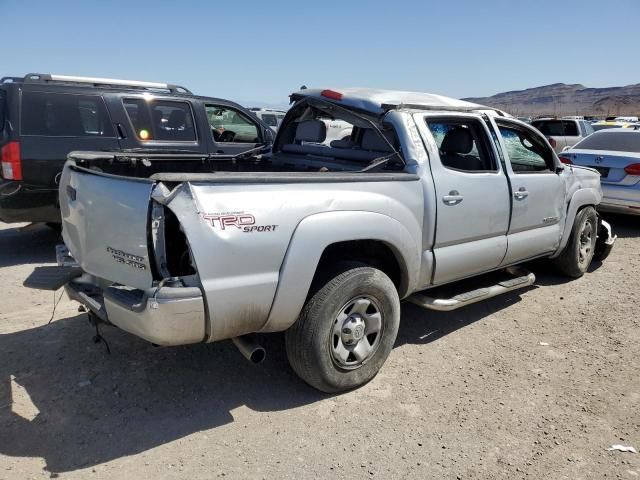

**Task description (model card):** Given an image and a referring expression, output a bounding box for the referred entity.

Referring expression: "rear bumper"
[599,184,640,216]
[64,280,206,346]
[101,284,206,346]
[24,245,207,346]
[0,180,60,223]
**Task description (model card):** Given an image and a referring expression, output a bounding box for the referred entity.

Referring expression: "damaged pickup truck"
[25,88,616,392]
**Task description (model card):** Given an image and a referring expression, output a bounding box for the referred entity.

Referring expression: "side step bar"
[407,267,536,312]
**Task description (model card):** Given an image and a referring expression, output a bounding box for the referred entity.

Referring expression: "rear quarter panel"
[164,178,423,341]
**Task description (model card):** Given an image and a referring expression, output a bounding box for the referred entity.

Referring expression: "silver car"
[560,128,640,215]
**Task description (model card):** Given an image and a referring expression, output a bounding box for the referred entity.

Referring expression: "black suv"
[0,73,274,224]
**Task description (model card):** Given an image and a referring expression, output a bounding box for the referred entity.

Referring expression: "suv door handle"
[514,187,529,200]
[442,190,463,205]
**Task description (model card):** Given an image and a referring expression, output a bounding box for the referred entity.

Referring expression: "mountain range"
[463,83,640,117]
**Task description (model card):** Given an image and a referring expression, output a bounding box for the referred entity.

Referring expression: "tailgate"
[59,164,155,289]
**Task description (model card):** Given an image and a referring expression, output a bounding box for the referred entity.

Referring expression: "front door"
[493,119,567,264]
[418,113,511,285]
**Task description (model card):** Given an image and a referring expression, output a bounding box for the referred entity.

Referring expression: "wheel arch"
[260,211,420,333]
[551,188,600,258]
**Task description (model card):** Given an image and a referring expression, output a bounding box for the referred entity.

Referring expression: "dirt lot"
[0,217,638,480]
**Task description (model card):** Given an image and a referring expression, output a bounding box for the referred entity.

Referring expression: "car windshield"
[574,131,640,153]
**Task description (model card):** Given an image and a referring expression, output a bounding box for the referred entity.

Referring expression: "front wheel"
[285,266,400,393]
[552,206,598,278]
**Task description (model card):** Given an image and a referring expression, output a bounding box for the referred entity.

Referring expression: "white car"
[249,108,287,131]
[531,118,594,153]
[560,128,640,215]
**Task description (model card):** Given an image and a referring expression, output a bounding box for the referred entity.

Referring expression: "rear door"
[417,113,511,285]
[19,89,121,187]
[110,95,203,153]
[493,118,566,264]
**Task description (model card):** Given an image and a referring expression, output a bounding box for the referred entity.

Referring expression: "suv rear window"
[21,91,115,137]
[123,99,196,142]
[532,119,579,137]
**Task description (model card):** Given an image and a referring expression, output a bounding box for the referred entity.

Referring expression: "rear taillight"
[321,89,343,101]
[558,155,573,165]
[1,141,22,180]
[547,137,557,149]
[624,163,640,175]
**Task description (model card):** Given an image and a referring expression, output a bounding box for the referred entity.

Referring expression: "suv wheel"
[285,265,400,393]
[553,206,598,278]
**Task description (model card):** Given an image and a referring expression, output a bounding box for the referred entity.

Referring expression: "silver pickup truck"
[25,88,616,393]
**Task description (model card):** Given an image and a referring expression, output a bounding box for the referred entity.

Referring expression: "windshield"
[574,131,640,153]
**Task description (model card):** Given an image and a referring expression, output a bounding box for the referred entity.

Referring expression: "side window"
[0,90,5,130]
[562,120,579,137]
[261,113,278,127]
[206,105,260,143]
[582,121,594,136]
[123,99,196,142]
[21,91,114,137]
[498,124,555,173]
[426,118,497,172]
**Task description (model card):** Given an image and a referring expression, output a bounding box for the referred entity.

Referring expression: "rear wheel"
[552,206,598,278]
[285,265,400,393]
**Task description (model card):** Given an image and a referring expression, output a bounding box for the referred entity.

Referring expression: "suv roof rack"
[1,73,192,94]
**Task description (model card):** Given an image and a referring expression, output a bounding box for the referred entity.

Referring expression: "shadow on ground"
[0,277,540,473]
[0,224,58,268]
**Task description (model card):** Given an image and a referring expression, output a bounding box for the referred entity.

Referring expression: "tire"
[46,222,62,232]
[285,265,400,393]
[552,206,598,278]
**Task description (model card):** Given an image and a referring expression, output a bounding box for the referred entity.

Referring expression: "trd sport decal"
[202,212,278,233]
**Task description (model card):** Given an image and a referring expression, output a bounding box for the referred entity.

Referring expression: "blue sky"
[2,0,639,107]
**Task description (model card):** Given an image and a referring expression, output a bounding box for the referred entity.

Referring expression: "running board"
[407,267,536,312]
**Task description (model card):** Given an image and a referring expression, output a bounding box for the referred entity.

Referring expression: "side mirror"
[263,128,275,145]
[561,146,570,152]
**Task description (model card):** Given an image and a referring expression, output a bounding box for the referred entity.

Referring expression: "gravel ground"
[0,216,638,480]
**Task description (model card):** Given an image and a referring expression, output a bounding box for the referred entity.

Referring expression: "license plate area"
[594,166,610,177]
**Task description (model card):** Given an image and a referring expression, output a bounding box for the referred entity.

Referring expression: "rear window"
[574,131,640,153]
[123,99,196,142]
[261,113,278,127]
[532,120,580,137]
[21,91,115,137]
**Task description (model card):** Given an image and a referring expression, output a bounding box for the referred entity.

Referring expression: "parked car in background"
[531,117,594,153]
[249,107,287,131]
[26,87,615,393]
[560,128,640,215]
[592,120,636,131]
[0,73,274,225]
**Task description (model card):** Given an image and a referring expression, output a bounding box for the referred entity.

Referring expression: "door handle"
[514,187,529,200]
[442,190,463,205]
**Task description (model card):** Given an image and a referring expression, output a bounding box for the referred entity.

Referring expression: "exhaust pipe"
[232,335,266,364]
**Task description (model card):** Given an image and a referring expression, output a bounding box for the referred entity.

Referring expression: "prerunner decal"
[201,212,278,233]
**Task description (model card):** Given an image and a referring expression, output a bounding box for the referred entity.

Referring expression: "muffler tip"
[232,335,266,364]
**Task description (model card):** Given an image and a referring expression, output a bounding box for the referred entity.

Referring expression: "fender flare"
[550,188,600,258]
[260,211,421,333]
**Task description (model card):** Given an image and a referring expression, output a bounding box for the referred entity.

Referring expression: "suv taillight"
[1,141,22,180]
[558,155,573,165]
